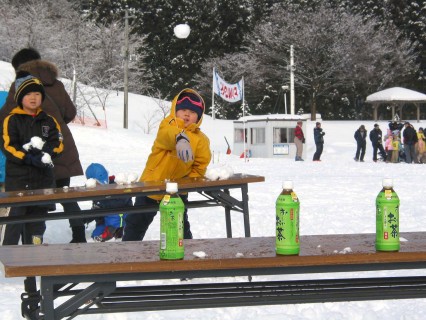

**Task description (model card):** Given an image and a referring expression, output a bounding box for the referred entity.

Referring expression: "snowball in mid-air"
[174,24,190,39]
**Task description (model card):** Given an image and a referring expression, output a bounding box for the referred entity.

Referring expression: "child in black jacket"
[0,71,63,245]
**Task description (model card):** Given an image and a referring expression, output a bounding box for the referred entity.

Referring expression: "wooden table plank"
[0,174,265,206]
[0,232,425,278]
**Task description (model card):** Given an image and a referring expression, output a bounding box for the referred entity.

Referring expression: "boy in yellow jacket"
[123,89,211,241]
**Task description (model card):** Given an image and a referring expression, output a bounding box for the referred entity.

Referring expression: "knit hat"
[11,48,41,70]
[175,91,205,120]
[14,71,45,107]
[85,163,109,184]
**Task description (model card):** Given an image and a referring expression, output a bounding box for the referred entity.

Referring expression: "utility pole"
[123,8,130,129]
[290,45,295,115]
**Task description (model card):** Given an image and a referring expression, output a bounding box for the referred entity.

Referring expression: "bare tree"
[196,4,418,120]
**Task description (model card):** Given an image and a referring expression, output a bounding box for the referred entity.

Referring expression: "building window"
[234,128,247,143]
[273,127,295,143]
[251,128,265,144]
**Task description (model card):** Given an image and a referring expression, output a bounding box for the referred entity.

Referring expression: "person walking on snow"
[294,121,305,161]
[354,125,367,162]
[313,122,325,161]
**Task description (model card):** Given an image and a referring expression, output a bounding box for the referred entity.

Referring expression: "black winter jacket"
[354,129,367,145]
[369,128,383,145]
[1,107,63,191]
[313,127,325,144]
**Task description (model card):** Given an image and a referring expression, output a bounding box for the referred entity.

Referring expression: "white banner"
[213,69,243,103]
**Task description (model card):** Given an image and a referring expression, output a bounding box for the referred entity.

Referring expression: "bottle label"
[291,192,298,202]
[163,195,171,205]
[384,190,392,200]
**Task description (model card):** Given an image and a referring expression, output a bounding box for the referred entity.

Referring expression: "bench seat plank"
[1,232,425,278]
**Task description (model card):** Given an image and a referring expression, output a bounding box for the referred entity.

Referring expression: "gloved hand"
[176,132,193,162]
[24,152,52,169]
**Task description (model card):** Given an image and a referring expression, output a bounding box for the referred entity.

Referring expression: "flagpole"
[242,76,247,162]
[212,67,215,120]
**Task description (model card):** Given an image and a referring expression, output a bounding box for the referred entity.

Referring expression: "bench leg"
[21,276,41,320]
[224,189,232,238]
[241,184,251,237]
[40,277,55,320]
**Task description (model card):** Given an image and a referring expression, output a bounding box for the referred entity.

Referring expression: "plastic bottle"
[276,180,300,255]
[159,182,185,260]
[376,178,400,252]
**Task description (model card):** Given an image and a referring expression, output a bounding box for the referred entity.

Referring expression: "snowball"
[235,252,244,258]
[31,136,45,150]
[85,178,97,188]
[205,168,220,181]
[193,251,207,259]
[174,24,190,39]
[205,165,234,181]
[218,166,234,180]
[339,247,353,254]
[115,173,127,185]
[41,152,52,165]
[23,142,32,151]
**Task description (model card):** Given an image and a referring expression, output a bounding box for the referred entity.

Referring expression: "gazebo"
[366,87,426,122]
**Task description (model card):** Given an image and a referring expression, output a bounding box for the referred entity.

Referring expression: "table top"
[0,174,265,206]
[0,232,425,278]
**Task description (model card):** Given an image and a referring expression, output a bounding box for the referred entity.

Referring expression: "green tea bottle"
[276,180,300,255]
[159,182,185,260]
[376,178,400,252]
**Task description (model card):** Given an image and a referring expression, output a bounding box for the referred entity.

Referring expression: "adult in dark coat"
[0,48,86,243]
[402,121,418,163]
[354,125,367,162]
[369,123,387,162]
[313,122,325,161]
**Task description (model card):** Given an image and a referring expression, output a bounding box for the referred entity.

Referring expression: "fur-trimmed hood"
[17,59,59,87]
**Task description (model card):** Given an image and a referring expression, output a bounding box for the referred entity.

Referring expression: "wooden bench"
[1,232,426,319]
[0,173,264,238]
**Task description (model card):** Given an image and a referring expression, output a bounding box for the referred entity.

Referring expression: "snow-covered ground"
[1,61,426,319]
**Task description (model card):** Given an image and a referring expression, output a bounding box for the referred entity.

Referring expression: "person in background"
[391,134,402,163]
[85,163,132,242]
[384,133,394,163]
[354,125,367,162]
[313,122,325,161]
[0,71,63,245]
[369,123,387,162]
[402,122,418,163]
[294,120,305,161]
[0,48,85,243]
[123,89,211,242]
[415,127,425,163]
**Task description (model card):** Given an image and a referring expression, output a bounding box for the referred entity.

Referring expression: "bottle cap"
[166,182,178,193]
[282,180,293,190]
[382,178,393,188]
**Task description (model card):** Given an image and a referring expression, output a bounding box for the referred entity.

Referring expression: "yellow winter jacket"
[140,88,211,200]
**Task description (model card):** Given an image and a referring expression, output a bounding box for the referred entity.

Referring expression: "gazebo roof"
[366,87,426,103]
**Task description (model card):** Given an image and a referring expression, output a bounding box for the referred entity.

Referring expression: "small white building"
[233,114,318,159]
